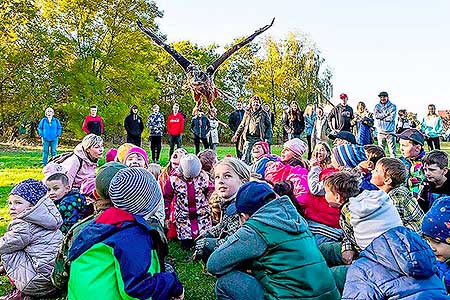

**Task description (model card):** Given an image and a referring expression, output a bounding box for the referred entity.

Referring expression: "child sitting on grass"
[418,150,450,212]
[371,157,424,233]
[321,172,403,292]
[46,172,90,234]
[163,154,213,249]
[1,179,63,299]
[250,141,277,178]
[68,168,184,300]
[422,197,450,294]
[343,225,449,299]
[207,181,340,300]
[306,141,342,245]
[358,144,385,191]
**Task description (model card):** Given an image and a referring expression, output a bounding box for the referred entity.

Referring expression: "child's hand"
[342,250,356,265]
[310,158,320,167]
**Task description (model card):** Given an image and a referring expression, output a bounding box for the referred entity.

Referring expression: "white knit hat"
[179,154,202,179]
[109,168,162,217]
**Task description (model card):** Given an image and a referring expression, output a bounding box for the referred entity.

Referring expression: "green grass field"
[0,143,284,298]
[1,142,449,298]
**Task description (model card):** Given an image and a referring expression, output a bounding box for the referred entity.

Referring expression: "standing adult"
[123,105,144,147]
[208,112,227,150]
[231,96,272,164]
[263,103,275,129]
[304,104,316,159]
[282,101,304,139]
[374,91,397,158]
[311,106,330,152]
[82,105,104,136]
[327,93,354,134]
[228,101,245,159]
[421,104,444,150]
[191,110,210,154]
[167,103,185,158]
[37,107,62,165]
[281,104,290,142]
[147,104,165,163]
[354,101,374,145]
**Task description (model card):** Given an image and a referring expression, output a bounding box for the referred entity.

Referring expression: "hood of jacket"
[250,196,307,235]
[15,197,62,230]
[361,226,437,278]
[349,189,391,218]
[73,143,98,165]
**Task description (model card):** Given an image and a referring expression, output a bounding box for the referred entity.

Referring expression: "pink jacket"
[265,162,310,205]
[60,144,98,189]
[163,169,213,240]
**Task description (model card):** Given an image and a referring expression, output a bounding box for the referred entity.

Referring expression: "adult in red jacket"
[167,103,185,158]
[82,105,104,136]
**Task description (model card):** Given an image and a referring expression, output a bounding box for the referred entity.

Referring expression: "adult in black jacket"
[228,101,245,158]
[124,105,144,146]
[191,110,210,154]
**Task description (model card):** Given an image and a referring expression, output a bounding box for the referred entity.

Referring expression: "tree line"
[0,0,333,144]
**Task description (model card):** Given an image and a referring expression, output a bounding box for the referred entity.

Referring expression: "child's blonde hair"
[214,157,250,182]
[148,163,162,180]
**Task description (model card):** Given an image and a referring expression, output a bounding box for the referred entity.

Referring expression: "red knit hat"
[252,141,270,155]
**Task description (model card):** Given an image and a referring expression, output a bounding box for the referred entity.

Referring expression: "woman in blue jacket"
[342,226,449,299]
[37,107,62,165]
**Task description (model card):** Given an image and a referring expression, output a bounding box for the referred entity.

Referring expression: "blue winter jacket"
[374,100,397,133]
[38,117,62,141]
[342,226,449,300]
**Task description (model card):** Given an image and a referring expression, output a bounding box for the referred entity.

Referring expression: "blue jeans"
[216,271,264,300]
[42,139,58,165]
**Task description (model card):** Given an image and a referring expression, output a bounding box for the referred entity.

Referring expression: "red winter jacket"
[167,113,185,136]
[304,166,341,228]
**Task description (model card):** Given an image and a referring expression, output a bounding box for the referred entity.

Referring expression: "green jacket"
[207,196,340,300]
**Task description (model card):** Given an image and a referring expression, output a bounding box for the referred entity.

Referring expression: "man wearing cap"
[327,93,354,134]
[397,128,426,198]
[374,91,397,158]
[207,181,340,300]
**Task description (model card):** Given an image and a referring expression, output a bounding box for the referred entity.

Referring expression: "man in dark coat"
[124,105,144,146]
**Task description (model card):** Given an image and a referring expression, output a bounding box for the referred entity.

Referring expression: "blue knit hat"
[422,197,450,244]
[332,144,367,168]
[109,167,162,217]
[227,181,276,216]
[10,178,48,205]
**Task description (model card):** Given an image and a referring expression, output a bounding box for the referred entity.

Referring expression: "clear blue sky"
[156,0,450,119]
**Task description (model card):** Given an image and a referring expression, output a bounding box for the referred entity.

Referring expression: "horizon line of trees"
[0,0,334,144]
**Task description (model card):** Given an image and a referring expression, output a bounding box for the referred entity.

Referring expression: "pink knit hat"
[124,146,149,168]
[283,138,307,159]
[105,148,118,162]
[252,141,270,155]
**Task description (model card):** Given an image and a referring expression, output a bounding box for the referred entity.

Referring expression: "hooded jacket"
[124,109,144,137]
[349,190,403,249]
[0,197,63,296]
[342,226,449,300]
[38,117,62,141]
[60,143,98,189]
[374,100,397,134]
[207,196,340,300]
[68,207,183,300]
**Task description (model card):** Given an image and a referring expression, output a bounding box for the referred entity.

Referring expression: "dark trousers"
[169,135,182,158]
[194,135,209,154]
[127,134,141,147]
[306,134,312,159]
[150,136,162,162]
[426,136,441,150]
[235,141,242,159]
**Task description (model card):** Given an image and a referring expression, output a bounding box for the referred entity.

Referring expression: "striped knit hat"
[108,167,161,217]
[332,144,367,168]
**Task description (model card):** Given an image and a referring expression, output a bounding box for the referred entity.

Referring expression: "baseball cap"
[339,93,348,100]
[395,129,424,145]
[378,91,389,97]
[329,131,357,144]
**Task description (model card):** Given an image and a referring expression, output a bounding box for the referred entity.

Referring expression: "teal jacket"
[207,196,340,300]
